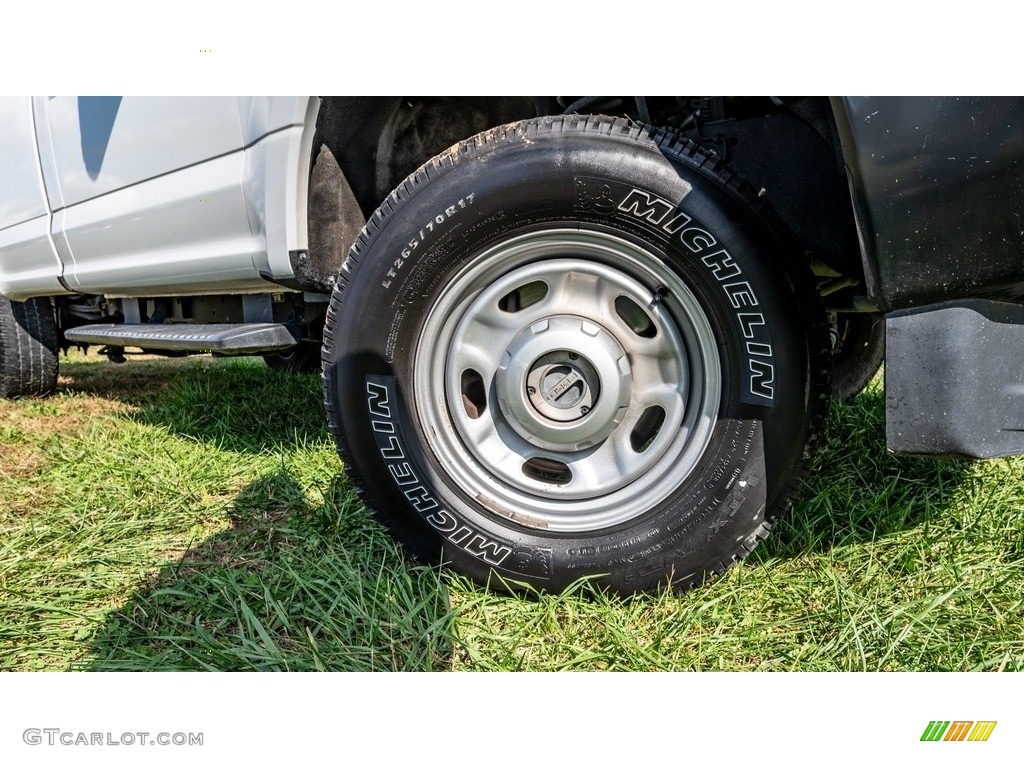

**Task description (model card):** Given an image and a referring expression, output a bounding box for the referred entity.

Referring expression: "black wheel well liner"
[309,96,864,289]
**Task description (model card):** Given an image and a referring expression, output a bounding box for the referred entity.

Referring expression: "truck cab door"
[35,96,267,295]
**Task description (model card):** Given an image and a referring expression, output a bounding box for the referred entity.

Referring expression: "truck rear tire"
[0,297,59,399]
[323,116,830,595]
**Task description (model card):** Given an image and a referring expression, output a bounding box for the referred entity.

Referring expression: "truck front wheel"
[323,116,829,594]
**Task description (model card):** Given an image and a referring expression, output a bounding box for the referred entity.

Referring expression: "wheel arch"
[298,97,868,302]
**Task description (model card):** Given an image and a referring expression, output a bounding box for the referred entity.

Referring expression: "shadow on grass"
[78,359,455,670]
[57,352,190,408]
[59,353,330,451]
[83,467,455,671]
[130,361,332,453]
[755,386,973,561]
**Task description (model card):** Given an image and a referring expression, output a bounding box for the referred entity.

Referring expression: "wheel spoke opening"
[629,405,666,453]
[460,368,487,419]
[522,456,572,485]
[498,280,549,313]
[614,295,657,338]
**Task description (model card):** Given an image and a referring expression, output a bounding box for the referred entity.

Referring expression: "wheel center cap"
[527,354,598,421]
[544,367,584,406]
[495,315,631,451]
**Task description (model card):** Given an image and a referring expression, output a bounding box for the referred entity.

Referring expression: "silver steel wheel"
[414,229,721,533]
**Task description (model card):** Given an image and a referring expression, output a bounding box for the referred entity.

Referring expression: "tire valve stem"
[648,285,669,309]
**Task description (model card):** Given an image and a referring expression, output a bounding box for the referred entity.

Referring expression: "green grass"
[1,349,1021,671]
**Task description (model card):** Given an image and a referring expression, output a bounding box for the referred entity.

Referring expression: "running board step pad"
[64,323,300,353]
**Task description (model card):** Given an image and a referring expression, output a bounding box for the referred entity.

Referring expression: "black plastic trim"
[886,299,1024,457]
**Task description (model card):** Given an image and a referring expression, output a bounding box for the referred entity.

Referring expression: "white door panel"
[62,153,266,295]
[0,97,50,229]
[39,96,265,292]
[41,96,243,207]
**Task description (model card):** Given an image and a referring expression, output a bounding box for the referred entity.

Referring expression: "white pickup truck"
[3,96,1023,594]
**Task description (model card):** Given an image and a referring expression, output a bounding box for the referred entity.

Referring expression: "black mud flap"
[886,300,1024,458]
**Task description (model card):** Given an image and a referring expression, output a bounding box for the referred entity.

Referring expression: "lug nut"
[527,386,536,395]
[568,352,579,360]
